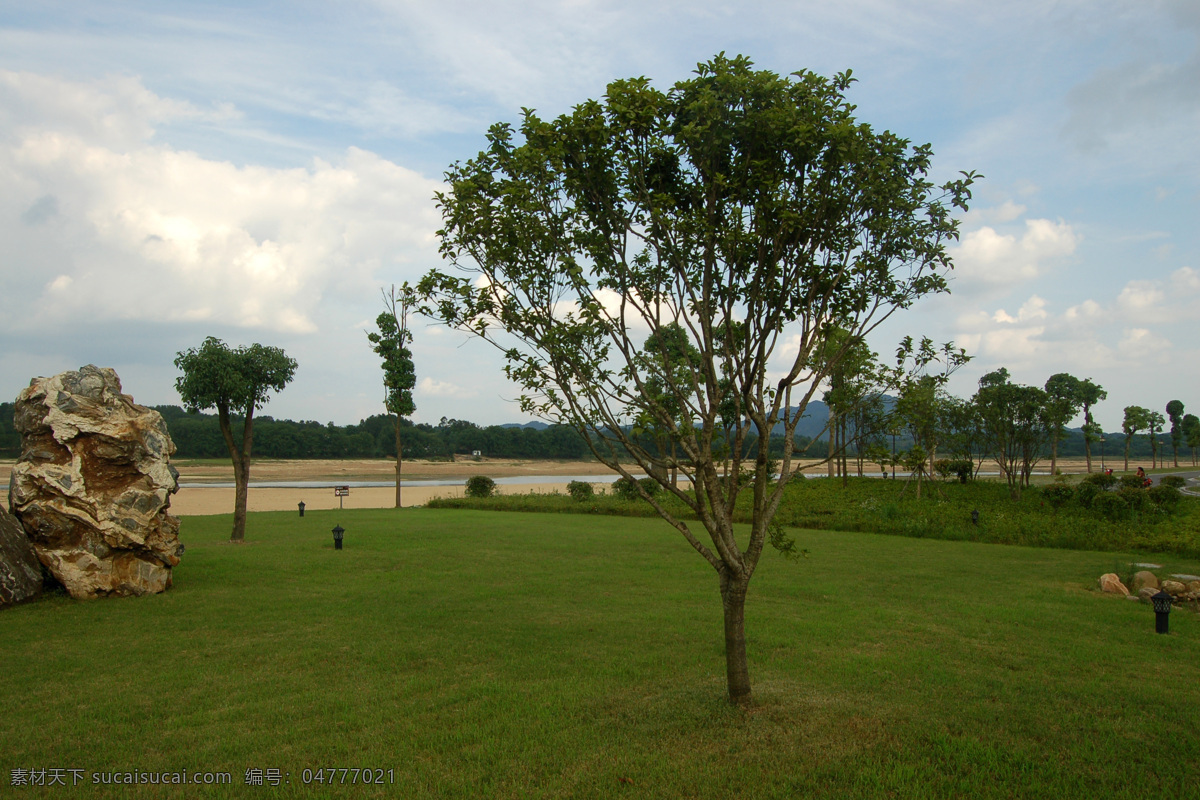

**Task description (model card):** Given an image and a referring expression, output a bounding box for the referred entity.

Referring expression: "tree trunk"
[394,415,403,509]
[232,455,249,543]
[719,571,752,707]
[1049,436,1058,476]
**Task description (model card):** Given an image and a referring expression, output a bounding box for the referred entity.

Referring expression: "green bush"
[1040,484,1075,509]
[1092,491,1128,520]
[1076,482,1100,508]
[611,476,661,501]
[465,475,497,498]
[1082,472,1118,490]
[1117,486,1149,512]
[1148,484,1182,509]
[566,480,595,501]
[1160,475,1187,489]
[1119,475,1147,491]
[611,476,640,500]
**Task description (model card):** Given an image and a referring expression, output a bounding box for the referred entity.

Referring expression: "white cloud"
[1,72,443,336]
[418,376,476,398]
[1117,327,1172,361]
[950,217,1078,286]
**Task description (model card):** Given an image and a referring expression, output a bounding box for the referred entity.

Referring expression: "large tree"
[418,55,976,705]
[368,284,417,508]
[1147,410,1166,469]
[174,337,297,542]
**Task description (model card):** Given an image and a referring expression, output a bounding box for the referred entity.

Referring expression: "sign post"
[334,485,350,509]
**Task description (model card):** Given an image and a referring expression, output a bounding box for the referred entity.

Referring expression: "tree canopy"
[368,284,417,508]
[418,54,976,706]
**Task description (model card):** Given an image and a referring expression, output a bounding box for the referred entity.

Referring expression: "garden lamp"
[298,501,306,517]
[1151,590,1172,634]
[332,524,345,551]
[971,509,979,525]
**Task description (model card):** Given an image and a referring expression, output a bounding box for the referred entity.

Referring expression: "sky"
[1,0,1197,433]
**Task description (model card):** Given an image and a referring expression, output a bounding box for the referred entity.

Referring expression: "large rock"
[8,366,183,599]
[0,505,43,606]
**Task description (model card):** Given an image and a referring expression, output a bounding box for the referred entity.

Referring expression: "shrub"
[1082,472,1117,490]
[1117,486,1148,512]
[611,476,660,501]
[1092,492,1128,520]
[611,476,640,500]
[1119,475,1146,491]
[465,475,496,498]
[1076,482,1099,508]
[566,480,595,501]
[1148,484,1182,509]
[1040,484,1075,510]
[1160,475,1187,489]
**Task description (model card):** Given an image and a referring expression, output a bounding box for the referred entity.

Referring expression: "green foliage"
[174,337,296,418]
[609,476,660,501]
[1040,484,1075,509]
[465,475,497,498]
[1160,475,1187,489]
[566,480,594,501]
[1119,475,1146,490]
[1092,491,1129,521]
[1075,481,1100,508]
[1082,472,1118,489]
[1148,484,1182,509]
[367,285,417,420]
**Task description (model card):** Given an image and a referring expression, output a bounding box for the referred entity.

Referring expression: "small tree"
[1184,413,1200,466]
[1077,378,1107,473]
[973,369,1052,499]
[367,284,417,508]
[418,55,976,706]
[1146,410,1166,469]
[1166,400,1184,469]
[175,337,297,542]
[1043,373,1083,476]
[1122,405,1150,472]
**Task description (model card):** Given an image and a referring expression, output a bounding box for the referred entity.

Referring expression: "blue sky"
[1,1,1197,432]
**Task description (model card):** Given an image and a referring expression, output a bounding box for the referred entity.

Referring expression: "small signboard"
[334,485,350,509]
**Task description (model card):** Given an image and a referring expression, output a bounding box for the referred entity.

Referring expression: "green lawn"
[3,508,1198,798]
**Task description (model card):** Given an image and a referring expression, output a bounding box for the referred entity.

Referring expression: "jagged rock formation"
[0,505,42,606]
[8,366,183,599]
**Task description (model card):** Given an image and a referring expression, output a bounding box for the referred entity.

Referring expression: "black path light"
[332,524,345,551]
[298,501,306,517]
[1151,590,1172,634]
[971,509,980,525]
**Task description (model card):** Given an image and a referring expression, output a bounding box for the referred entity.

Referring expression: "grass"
[3,507,1200,798]
[433,474,1200,558]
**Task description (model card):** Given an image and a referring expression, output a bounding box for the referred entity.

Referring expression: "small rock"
[1129,571,1159,593]
[1170,574,1200,582]
[1188,581,1200,594]
[1161,580,1187,596]
[1138,587,1160,602]
[1098,573,1129,595]
[0,506,43,606]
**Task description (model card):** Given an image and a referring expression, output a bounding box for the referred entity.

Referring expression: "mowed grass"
[3,508,1199,798]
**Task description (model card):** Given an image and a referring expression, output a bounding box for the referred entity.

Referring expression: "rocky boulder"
[1098,573,1129,596]
[8,366,183,599]
[0,505,42,606]
[1129,571,1159,594]
[1161,580,1187,596]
